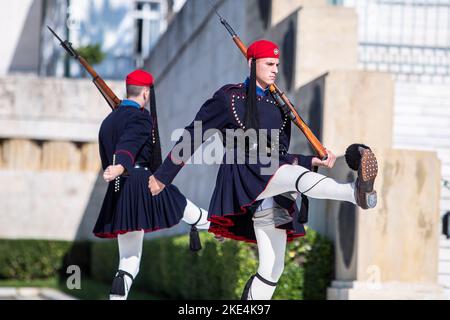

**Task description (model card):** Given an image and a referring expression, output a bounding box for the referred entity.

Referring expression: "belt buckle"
[134,164,149,171]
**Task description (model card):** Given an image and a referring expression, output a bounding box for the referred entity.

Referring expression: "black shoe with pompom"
[346,144,378,209]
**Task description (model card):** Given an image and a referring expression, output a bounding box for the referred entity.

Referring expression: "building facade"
[333,0,450,296]
[0,0,187,79]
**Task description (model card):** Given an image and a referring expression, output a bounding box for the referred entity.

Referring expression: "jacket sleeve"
[153,90,230,185]
[114,113,152,173]
[297,155,314,170]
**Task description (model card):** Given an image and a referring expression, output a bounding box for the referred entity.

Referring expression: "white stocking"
[247,224,287,300]
[257,165,356,204]
[110,230,144,300]
[182,198,210,230]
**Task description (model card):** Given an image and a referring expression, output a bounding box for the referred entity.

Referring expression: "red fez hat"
[246,40,280,60]
[126,69,154,86]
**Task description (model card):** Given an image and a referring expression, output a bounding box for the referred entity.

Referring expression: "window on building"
[332,0,450,80]
[134,0,163,66]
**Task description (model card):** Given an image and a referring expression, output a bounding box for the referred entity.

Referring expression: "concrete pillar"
[292,60,444,299]
[262,3,359,91]
[295,6,359,88]
[80,143,101,172]
[0,139,3,168]
[41,141,81,171]
[322,70,395,154]
[0,170,102,241]
[323,149,445,299]
[2,139,41,170]
[271,0,328,26]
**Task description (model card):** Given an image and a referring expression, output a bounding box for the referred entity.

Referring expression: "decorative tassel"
[109,270,133,297]
[110,275,125,296]
[245,58,260,131]
[190,225,202,252]
[298,194,309,224]
[149,85,163,173]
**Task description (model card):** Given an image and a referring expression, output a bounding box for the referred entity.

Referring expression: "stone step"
[394,136,450,149]
[443,288,450,299]
[439,247,450,261]
[395,127,450,139]
[0,287,76,300]
[438,274,450,287]
[0,288,17,300]
[395,83,450,98]
[439,261,450,275]
[441,238,450,248]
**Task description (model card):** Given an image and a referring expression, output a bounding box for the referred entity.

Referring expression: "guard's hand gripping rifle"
[210,6,328,161]
[47,26,121,110]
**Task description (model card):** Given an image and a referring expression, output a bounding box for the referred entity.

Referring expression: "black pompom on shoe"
[110,275,126,296]
[110,270,134,298]
[345,144,371,171]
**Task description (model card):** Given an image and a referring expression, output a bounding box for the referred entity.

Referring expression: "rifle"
[47,26,121,110]
[209,3,328,161]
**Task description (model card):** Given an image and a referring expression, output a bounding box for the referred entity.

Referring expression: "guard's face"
[255,58,279,87]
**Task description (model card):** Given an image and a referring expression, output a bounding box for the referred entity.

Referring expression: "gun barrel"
[221,19,237,37]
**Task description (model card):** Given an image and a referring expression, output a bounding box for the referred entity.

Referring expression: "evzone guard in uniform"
[148,40,378,300]
[94,70,209,300]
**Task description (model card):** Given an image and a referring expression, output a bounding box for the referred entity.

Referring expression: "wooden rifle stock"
[47,26,121,110]
[77,56,122,109]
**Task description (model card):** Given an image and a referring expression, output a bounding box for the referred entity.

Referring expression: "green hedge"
[0,240,90,280]
[91,229,333,300]
[0,229,333,299]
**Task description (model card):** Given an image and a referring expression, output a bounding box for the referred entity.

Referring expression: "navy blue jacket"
[99,100,153,172]
[154,83,313,186]
[152,83,313,243]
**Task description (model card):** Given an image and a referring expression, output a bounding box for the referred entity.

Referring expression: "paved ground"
[0,287,76,300]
